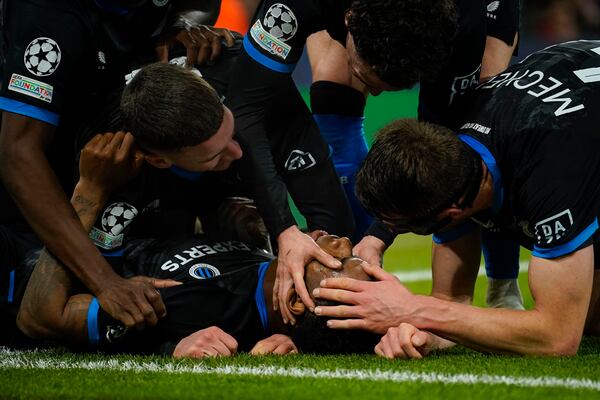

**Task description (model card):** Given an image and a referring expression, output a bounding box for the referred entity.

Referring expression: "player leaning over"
[314,40,600,357]
[226,0,464,326]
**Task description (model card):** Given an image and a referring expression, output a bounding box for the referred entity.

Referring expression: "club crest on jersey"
[285,150,316,171]
[153,0,169,7]
[8,73,53,103]
[534,209,573,245]
[24,37,61,77]
[250,20,292,60]
[106,324,128,343]
[487,1,500,19]
[189,263,221,280]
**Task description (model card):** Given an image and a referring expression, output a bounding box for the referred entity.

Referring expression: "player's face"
[345,33,400,96]
[165,106,242,172]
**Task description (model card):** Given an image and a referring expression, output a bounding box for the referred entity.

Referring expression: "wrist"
[278,225,300,242]
[73,180,109,206]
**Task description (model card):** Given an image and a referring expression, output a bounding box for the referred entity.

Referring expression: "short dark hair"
[347,0,458,88]
[120,63,224,151]
[356,119,473,219]
[292,299,380,354]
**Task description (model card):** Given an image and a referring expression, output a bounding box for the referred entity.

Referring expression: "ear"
[344,10,351,27]
[143,153,172,169]
[286,287,306,316]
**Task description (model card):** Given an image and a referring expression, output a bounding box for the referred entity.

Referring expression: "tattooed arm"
[17,132,144,344]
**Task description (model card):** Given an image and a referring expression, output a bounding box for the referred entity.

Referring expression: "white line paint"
[393,261,529,282]
[0,348,597,392]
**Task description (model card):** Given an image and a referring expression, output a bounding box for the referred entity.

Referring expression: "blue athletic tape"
[101,249,125,257]
[87,298,101,345]
[533,218,598,259]
[458,135,504,212]
[432,220,477,244]
[242,36,295,74]
[7,269,15,303]
[169,165,204,180]
[254,261,270,334]
[93,0,128,14]
[0,96,60,126]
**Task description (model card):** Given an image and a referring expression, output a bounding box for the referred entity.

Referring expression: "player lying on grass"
[312,40,600,358]
[15,132,378,357]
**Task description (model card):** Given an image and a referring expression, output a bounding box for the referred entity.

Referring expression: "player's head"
[355,119,485,235]
[345,0,458,95]
[290,235,380,354]
[120,62,242,172]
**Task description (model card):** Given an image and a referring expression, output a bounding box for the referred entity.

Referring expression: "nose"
[226,139,243,161]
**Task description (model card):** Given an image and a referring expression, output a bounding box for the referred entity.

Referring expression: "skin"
[144,106,242,172]
[312,164,600,356]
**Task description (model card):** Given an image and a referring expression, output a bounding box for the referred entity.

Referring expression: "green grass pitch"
[2,90,600,399]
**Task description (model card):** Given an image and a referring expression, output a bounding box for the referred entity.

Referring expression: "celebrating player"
[313,40,600,357]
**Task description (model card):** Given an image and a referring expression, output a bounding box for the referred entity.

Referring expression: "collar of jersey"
[169,165,204,180]
[94,0,129,15]
[458,134,504,213]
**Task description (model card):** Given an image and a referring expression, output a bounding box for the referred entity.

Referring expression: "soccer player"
[227,0,464,327]
[0,0,234,333]
[312,40,600,357]
[13,132,377,355]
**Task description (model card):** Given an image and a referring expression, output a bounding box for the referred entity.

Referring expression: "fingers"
[151,278,182,289]
[277,268,295,324]
[312,247,342,270]
[324,318,366,330]
[250,335,297,355]
[155,41,169,63]
[292,270,314,311]
[362,263,393,281]
[314,304,359,318]
[133,295,158,329]
[312,287,359,305]
[397,326,423,359]
[272,275,279,312]
[218,28,235,47]
[144,285,167,320]
[320,277,366,292]
[309,230,328,241]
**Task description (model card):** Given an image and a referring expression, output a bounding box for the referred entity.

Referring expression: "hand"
[353,235,386,267]
[173,326,238,358]
[156,23,235,67]
[250,334,298,356]
[96,275,175,331]
[375,323,437,359]
[218,197,270,250]
[78,132,143,199]
[313,264,416,334]
[274,226,342,325]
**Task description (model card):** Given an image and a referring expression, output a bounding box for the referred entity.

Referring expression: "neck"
[472,161,495,211]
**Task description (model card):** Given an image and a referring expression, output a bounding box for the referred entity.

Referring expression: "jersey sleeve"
[244,0,320,72]
[485,0,520,47]
[520,139,599,259]
[0,1,88,126]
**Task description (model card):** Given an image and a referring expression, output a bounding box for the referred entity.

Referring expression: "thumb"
[362,263,390,281]
[312,247,342,270]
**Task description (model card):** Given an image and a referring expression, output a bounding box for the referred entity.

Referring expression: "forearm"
[17,182,106,342]
[0,141,119,293]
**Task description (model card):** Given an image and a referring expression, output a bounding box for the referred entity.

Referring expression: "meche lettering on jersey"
[478,69,585,117]
[161,241,253,272]
[461,122,491,135]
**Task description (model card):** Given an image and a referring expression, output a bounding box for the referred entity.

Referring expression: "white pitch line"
[0,349,598,392]
[393,261,529,282]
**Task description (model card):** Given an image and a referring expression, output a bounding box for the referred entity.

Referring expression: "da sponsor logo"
[189,263,221,280]
[449,65,481,105]
[534,209,573,245]
[250,19,291,60]
[8,73,53,103]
